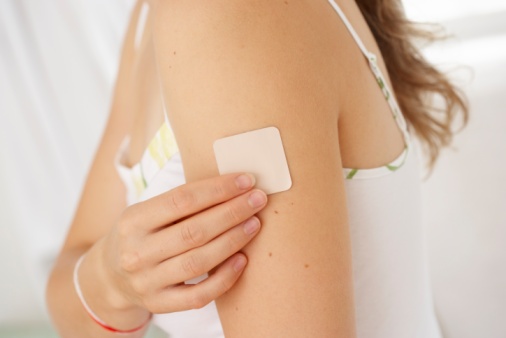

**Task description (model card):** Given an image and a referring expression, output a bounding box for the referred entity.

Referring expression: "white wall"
[403,1,506,337]
[0,0,135,327]
[0,0,504,336]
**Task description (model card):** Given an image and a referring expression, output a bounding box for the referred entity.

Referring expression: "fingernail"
[235,173,255,190]
[248,190,267,208]
[233,256,247,272]
[243,217,260,235]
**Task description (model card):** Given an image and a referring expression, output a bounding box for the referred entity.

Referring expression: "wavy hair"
[356,0,470,179]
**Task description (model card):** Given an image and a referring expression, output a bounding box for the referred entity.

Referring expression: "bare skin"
[47,0,407,336]
[45,2,268,337]
[150,0,405,336]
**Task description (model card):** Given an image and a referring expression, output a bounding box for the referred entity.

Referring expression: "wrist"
[78,240,151,330]
[92,238,137,311]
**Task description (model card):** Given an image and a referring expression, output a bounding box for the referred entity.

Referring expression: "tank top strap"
[326,0,411,146]
[154,53,171,127]
[161,88,171,127]
[326,0,374,60]
[134,2,151,50]
[134,1,171,127]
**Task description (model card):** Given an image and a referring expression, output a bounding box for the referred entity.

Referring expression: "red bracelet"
[73,253,153,334]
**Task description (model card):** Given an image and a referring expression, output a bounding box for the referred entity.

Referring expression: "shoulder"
[154,0,287,27]
[152,0,343,66]
[153,0,268,38]
[152,0,345,123]
[152,0,296,58]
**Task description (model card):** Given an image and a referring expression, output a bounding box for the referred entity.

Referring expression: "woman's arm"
[45,2,150,336]
[47,3,273,337]
[153,1,357,336]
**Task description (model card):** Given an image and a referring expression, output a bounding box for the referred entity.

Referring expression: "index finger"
[126,172,256,231]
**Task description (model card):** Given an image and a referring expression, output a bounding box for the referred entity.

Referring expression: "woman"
[46,0,468,337]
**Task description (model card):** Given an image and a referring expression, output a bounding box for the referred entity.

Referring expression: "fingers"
[124,172,257,231]
[151,215,261,288]
[113,172,265,314]
[139,188,267,263]
[143,253,248,313]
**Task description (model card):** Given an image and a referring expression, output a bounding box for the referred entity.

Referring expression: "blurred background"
[0,0,504,337]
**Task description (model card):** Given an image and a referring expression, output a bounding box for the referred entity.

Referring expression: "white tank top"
[114,1,442,337]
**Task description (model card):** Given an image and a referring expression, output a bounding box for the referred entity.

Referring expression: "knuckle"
[225,203,243,224]
[119,251,141,273]
[117,205,143,238]
[180,254,204,277]
[142,298,156,313]
[213,181,227,199]
[219,276,234,295]
[180,223,206,247]
[188,292,209,310]
[119,206,133,222]
[227,234,243,252]
[117,216,134,238]
[117,225,132,242]
[143,296,162,314]
[169,189,195,213]
[130,276,149,296]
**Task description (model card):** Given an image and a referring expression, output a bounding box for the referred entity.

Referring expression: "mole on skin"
[274,210,279,214]
[305,264,309,268]
[268,252,272,257]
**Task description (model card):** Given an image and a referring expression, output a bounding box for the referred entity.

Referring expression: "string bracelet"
[73,253,153,334]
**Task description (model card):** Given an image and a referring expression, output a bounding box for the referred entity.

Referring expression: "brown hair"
[356,0,469,179]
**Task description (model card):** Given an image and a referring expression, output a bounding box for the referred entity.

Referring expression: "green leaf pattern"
[343,53,411,180]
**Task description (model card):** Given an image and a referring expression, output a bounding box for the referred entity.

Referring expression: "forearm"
[46,243,151,338]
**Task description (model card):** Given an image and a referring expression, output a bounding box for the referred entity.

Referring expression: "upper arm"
[153,1,356,336]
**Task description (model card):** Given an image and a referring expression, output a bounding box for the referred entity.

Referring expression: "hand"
[97,172,267,314]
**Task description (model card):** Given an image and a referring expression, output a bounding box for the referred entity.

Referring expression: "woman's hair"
[356,0,469,178]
